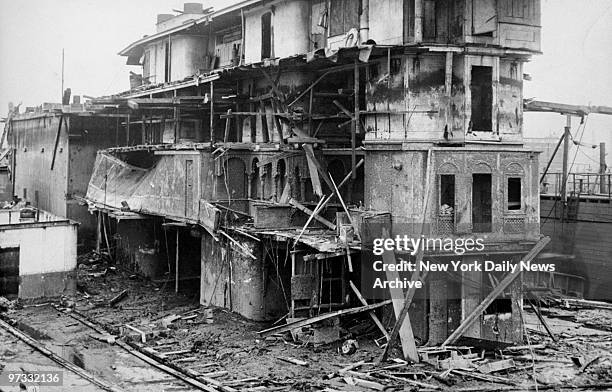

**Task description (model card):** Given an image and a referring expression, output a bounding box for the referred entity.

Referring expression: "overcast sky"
[1,0,611,170]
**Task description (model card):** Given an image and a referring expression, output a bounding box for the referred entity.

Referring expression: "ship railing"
[540,172,612,200]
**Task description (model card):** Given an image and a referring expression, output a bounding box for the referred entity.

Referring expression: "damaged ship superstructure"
[5,0,544,350]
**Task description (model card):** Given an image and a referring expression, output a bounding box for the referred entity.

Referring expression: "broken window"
[440,175,455,210]
[472,0,497,35]
[439,174,455,233]
[329,0,359,37]
[261,12,273,59]
[507,177,522,211]
[472,173,492,232]
[471,66,493,132]
[498,0,540,26]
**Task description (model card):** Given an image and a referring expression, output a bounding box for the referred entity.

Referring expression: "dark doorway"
[0,247,19,298]
[261,12,272,59]
[507,177,522,210]
[471,66,493,132]
[472,174,492,232]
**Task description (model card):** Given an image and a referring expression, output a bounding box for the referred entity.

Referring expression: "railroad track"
[0,305,221,392]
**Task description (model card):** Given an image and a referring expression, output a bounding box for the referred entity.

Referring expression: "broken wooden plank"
[278,357,308,366]
[442,236,551,346]
[478,359,516,374]
[258,300,392,337]
[218,229,257,260]
[89,332,116,345]
[124,324,146,343]
[109,289,128,307]
[349,280,390,340]
[278,181,291,204]
[303,144,323,196]
[288,198,336,230]
[525,294,557,342]
[378,268,426,364]
[379,150,434,364]
[450,369,515,386]
[60,309,220,392]
[328,175,358,240]
[343,376,384,391]
[374,372,441,390]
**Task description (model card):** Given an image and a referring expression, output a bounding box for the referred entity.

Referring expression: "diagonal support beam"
[378,268,428,363]
[442,236,551,347]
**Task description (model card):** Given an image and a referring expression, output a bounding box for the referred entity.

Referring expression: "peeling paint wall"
[200,232,288,321]
[9,114,115,245]
[364,148,540,241]
[368,0,404,45]
[363,53,527,144]
[243,0,310,63]
[11,115,69,217]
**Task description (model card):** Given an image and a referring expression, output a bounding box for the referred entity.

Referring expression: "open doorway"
[472,173,492,232]
[0,247,19,299]
[471,66,493,132]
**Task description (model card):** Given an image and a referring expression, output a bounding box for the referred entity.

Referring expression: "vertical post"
[290,252,296,318]
[175,229,180,293]
[141,114,146,145]
[173,89,179,144]
[600,142,606,194]
[308,89,314,136]
[96,211,101,253]
[561,115,571,221]
[126,114,130,145]
[210,82,215,147]
[352,60,359,180]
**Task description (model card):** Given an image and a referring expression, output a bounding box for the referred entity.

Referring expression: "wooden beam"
[350,280,390,340]
[525,292,557,342]
[256,66,286,105]
[289,198,336,230]
[333,100,355,120]
[223,109,232,142]
[258,300,392,337]
[303,144,323,196]
[442,236,552,346]
[352,61,359,179]
[378,235,421,363]
[303,143,335,191]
